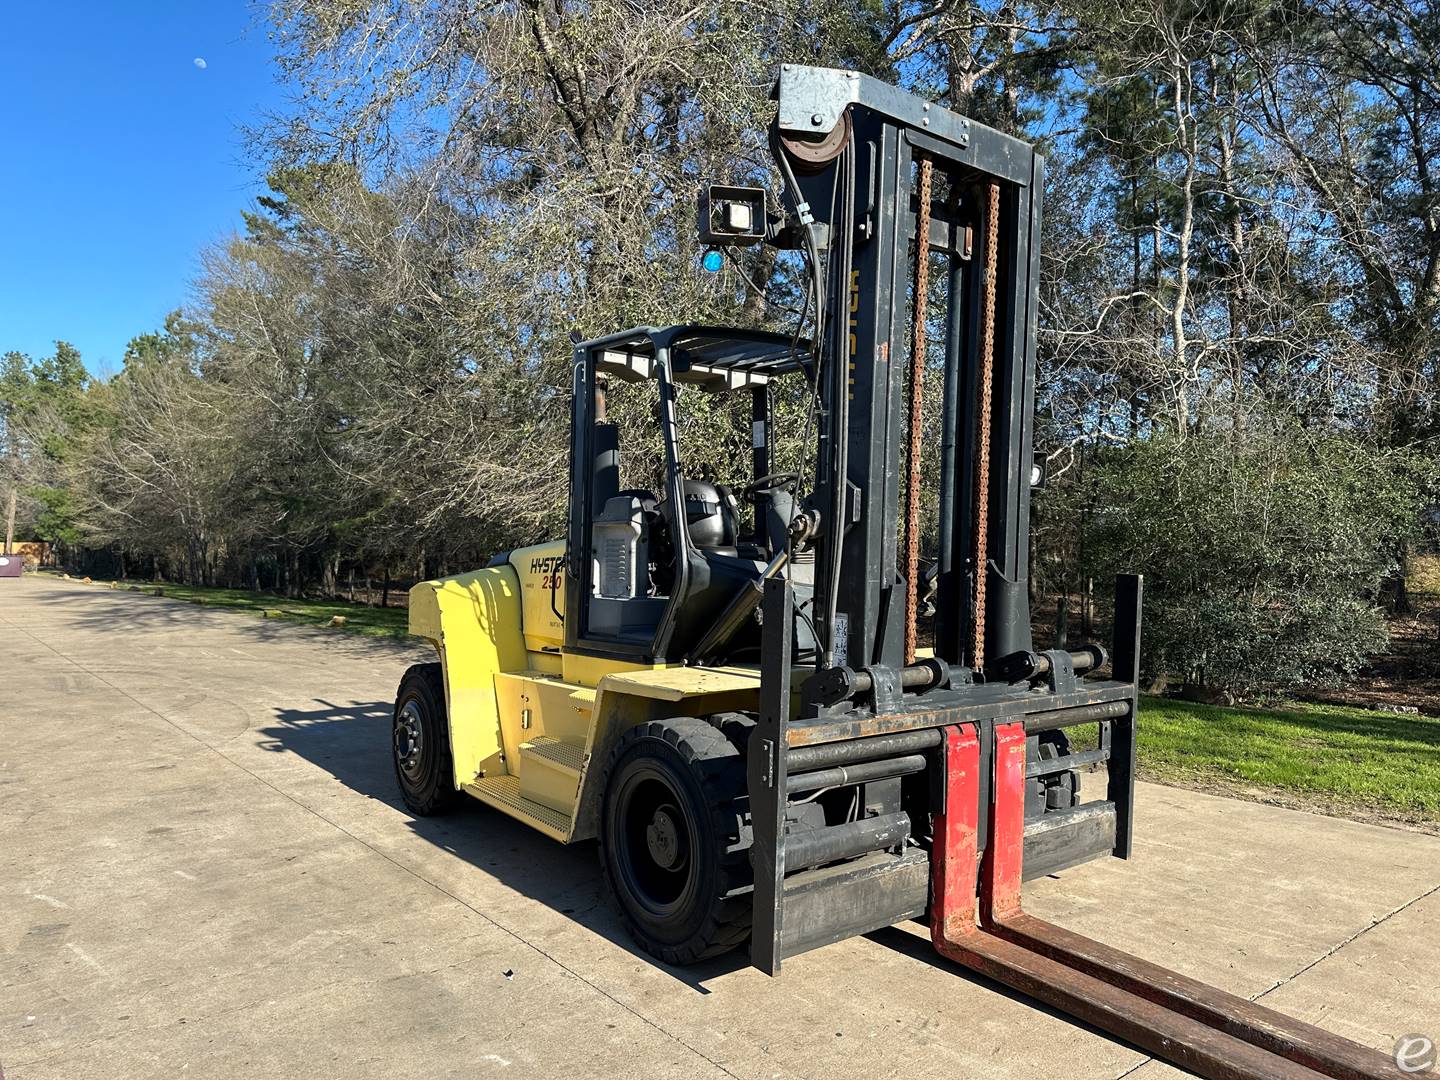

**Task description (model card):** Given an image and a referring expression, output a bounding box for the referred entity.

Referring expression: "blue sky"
[0,3,284,377]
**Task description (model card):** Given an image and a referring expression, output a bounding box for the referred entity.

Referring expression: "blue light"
[702,248,724,273]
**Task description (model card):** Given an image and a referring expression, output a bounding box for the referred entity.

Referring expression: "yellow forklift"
[391,65,1400,1080]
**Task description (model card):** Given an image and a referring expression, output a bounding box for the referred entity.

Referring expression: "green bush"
[1084,424,1428,697]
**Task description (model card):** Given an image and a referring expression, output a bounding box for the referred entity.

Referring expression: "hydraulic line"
[786,753,927,794]
[904,157,934,665]
[771,122,826,515]
[820,142,856,669]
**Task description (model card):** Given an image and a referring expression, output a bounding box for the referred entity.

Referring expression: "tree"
[1251,0,1440,447]
[0,351,28,552]
[0,343,101,553]
[1081,414,1430,696]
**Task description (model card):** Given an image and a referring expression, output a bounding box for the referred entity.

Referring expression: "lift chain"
[904,156,934,665]
[972,181,1000,672]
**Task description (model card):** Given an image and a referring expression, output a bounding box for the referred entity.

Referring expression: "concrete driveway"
[2,575,1437,1080]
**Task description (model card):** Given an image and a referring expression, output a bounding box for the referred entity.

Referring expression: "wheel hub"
[394,701,424,777]
[645,806,684,869]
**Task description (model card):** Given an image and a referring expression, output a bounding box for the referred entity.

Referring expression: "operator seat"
[665,479,741,555]
[591,478,769,655]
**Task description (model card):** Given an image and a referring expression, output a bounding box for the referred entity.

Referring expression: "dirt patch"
[1304,680,1440,717]
[1299,552,1440,716]
[1305,608,1440,716]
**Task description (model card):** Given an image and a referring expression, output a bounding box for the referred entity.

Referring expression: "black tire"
[392,663,462,816]
[705,711,756,753]
[598,717,753,965]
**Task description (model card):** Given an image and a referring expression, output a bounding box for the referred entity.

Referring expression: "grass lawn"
[1136,695,1440,829]
[79,576,410,638]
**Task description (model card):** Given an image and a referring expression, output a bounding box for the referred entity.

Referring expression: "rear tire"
[599,717,753,965]
[392,663,462,816]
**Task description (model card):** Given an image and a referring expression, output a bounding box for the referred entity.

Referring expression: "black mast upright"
[774,66,1042,681]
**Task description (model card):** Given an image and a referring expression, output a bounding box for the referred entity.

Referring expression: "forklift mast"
[776,64,1039,676]
[740,62,1142,975]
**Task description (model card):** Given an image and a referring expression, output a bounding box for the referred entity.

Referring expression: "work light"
[698,184,767,245]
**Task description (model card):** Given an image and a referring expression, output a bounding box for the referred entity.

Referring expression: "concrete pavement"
[2,574,1437,1080]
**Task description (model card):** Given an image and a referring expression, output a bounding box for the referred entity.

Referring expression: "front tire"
[392,663,461,816]
[598,718,752,965]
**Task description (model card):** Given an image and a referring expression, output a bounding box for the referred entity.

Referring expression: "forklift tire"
[599,718,753,965]
[392,663,461,816]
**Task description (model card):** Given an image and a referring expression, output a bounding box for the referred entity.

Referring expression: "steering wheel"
[739,472,800,497]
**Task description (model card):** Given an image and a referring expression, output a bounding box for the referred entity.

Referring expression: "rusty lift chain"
[971,181,1000,672]
[903,156,934,665]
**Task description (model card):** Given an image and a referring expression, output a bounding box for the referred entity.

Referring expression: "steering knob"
[788,509,820,548]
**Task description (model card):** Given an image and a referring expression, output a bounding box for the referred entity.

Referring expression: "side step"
[463,775,573,841]
[518,735,583,815]
[932,722,1403,1080]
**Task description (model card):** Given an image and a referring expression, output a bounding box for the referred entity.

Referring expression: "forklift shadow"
[257,698,748,993]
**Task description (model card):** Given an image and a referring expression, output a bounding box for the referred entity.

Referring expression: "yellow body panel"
[408,565,528,787]
[597,665,763,702]
[409,551,770,843]
[561,651,672,687]
[507,541,565,655]
[567,667,764,841]
[492,672,595,743]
